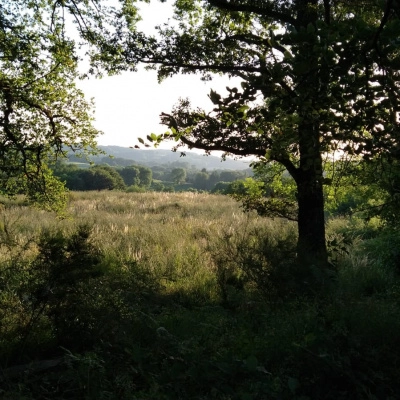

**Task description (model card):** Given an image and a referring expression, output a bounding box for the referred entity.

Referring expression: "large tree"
[0,0,134,209]
[118,0,400,274]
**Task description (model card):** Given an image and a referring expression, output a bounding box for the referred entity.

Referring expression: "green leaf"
[209,89,221,105]
[237,105,249,113]
[284,50,293,59]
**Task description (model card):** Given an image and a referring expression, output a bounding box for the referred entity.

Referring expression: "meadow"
[0,191,399,399]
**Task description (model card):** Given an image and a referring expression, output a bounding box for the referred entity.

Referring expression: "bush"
[126,184,146,193]
[19,225,106,350]
[209,220,302,303]
[236,226,302,300]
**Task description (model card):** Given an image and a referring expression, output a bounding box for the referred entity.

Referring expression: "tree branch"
[207,0,296,26]
[372,0,395,52]
[178,134,266,157]
[323,0,331,24]
[271,155,299,182]
[140,58,262,74]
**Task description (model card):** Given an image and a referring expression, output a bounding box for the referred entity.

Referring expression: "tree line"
[51,161,251,193]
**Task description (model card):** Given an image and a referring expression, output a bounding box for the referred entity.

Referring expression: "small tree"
[119,165,141,186]
[138,166,153,188]
[91,165,126,191]
[193,171,210,190]
[170,167,187,184]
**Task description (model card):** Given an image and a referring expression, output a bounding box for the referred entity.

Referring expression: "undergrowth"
[0,192,399,399]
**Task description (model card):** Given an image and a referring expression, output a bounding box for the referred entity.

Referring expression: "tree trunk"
[295,122,329,282]
[296,169,328,269]
[293,0,329,282]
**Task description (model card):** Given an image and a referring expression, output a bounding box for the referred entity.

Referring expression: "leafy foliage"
[170,167,187,184]
[0,0,138,210]
[230,163,298,220]
[24,225,105,348]
[119,165,141,186]
[53,164,127,191]
[130,0,400,269]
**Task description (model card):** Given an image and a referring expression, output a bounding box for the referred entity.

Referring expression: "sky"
[76,1,241,150]
[78,68,240,149]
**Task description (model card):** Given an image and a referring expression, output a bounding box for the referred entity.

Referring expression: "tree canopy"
[122,0,400,274]
[0,0,135,210]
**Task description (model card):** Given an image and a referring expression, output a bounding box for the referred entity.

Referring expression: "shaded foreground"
[0,192,399,399]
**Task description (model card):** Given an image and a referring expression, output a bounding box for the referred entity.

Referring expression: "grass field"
[0,191,399,399]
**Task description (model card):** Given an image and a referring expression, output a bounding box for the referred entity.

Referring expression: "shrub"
[126,184,146,193]
[209,220,302,303]
[236,225,301,300]
[19,224,106,351]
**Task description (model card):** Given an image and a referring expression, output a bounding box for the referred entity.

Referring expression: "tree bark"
[295,122,329,280]
[296,170,328,269]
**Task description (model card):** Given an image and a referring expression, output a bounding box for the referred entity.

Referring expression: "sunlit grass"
[0,192,271,304]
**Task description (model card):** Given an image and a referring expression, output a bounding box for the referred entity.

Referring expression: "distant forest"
[54,146,253,193]
[71,146,252,171]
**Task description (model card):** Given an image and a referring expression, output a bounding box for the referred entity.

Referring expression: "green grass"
[0,191,399,399]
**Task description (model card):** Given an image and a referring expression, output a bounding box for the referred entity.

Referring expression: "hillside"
[69,146,252,171]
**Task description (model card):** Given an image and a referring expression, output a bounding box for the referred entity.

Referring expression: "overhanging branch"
[140,58,262,74]
[207,0,296,26]
[178,134,266,157]
[178,133,299,183]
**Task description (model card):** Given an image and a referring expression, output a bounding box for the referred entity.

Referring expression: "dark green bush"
[18,225,106,351]
[1,223,161,364]
[362,228,400,271]
[209,223,315,303]
[236,227,303,300]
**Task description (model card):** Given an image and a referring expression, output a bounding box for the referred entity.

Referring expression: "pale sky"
[76,1,242,150]
[78,69,240,149]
